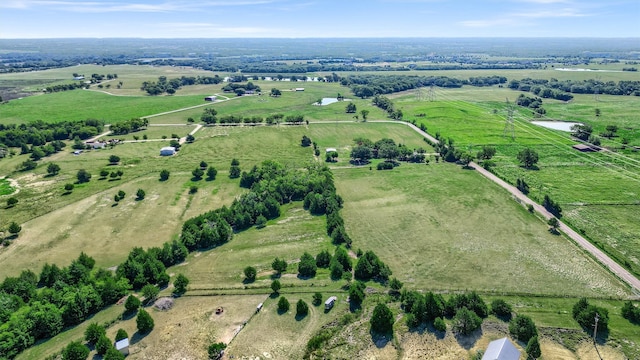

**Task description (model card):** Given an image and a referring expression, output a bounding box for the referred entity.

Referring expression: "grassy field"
[334,163,631,298]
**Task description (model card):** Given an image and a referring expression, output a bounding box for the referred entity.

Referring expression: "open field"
[334,163,631,298]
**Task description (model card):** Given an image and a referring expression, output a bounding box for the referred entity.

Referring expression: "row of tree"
[109,117,149,135]
[141,75,222,95]
[509,78,640,97]
[0,118,104,149]
[350,137,427,165]
[346,75,508,98]
[199,107,302,125]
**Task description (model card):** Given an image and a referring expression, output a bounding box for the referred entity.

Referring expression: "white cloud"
[512,8,590,17]
[0,0,277,12]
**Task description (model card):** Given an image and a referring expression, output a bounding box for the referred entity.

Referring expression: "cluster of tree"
[570,124,601,146]
[301,135,312,147]
[109,118,149,135]
[345,102,357,114]
[0,119,104,151]
[221,82,261,96]
[44,82,88,93]
[509,78,640,97]
[17,140,67,166]
[0,252,130,358]
[621,301,640,324]
[354,251,391,282]
[434,136,469,164]
[573,298,609,333]
[371,95,403,120]
[346,75,507,98]
[517,147,539,169]
[350,137,426,166]
[218,115,264,124]
[542,194,562,218]
[141,75,221,95]
[515,94,547,116]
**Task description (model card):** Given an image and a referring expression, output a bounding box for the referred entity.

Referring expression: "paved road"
[357,119,640,293]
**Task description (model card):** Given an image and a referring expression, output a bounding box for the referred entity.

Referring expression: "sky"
[0,0,638,38]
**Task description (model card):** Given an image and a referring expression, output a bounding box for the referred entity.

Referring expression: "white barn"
[160,146,176,156]
[482,338,520,360]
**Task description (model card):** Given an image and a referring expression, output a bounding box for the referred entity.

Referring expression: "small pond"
[531,121,581,132]
[316,98,349,106]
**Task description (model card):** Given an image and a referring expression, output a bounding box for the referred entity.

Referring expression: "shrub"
[526,335,542,359]
[271,280,281,294]
[296,299,309,317]
[278,296,290,313]
[95,334,112,355]
[159,169,170,181]
[189,185,198,194]
[173,273,189,295]
[208,342,227,359]
[434,317,447,332]
[491,299,512,318]
[124,295,141,313]
[104,347,125,360]
[244,266,257,282]
[572,298,608,332]
[298,252,317,278]
[312,292,322,306]
[136,309,154,333]
[115,328,129,342]
[84,322,106,345]
[62,341,90,360]
[509,314,538,342]
[377,161,394,170]
[271,257,288,274]
[452,307,482,335]
[370,303,394,333]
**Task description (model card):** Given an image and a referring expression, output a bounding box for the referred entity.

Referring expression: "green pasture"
[333,164,631,298]
[0,178,13,195]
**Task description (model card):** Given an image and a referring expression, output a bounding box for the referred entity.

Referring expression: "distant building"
[295,88,305,91]
[325,296,337,310]
[73,76,85,80]
[572,144,597,152]
[115,338,129,356]
[204,95,216,101]
[482,337,520,360]
[91,142,106,149]
[326,148,337,153]
[160,146,176,156]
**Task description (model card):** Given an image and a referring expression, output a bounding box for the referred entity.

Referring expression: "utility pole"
[503,98,516,140]
[593,312,599,343]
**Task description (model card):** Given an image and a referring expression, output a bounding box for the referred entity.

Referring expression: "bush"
[370,303,394,333]
[452,307,482,335]
[271,279,281,294]
[312,292,322,306]
[315,250,331,268]
[159,169,170,181]
[278,296,290,313]
[136,309,154,333]
[244,266,257,282]
[271,257,288,274]
[526,335,542,359]
[95,334,112,355]
[348,281,366,306]
[115,328,129,342]
[572,298,608,332]
[377,161,394,170]
[189,185,198,194]
[104,346,125,360]
[173,273,189,295]
[62,341,90,360]
[491,299,512,318]
[509,314,538,342]
[76,169,91,183]
[136,188,145,200]
[298,252,317,278]
[434,317,447,332]
[84,322,106,344]
[208,342,227,359]
[296,299,309,317]
[124,295,141,313]
[621,301,640,324]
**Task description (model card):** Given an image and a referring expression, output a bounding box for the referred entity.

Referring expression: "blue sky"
[0,0,638,38]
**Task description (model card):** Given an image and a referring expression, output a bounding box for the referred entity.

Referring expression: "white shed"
[160,146,176,156]
[204,95,217,101]
[482,337,520,360]
[325,148,337,153]
[115,338,129,356]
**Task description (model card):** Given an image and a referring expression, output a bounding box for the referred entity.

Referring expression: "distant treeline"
[509,78,640,97]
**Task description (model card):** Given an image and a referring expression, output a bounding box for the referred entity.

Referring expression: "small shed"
[115,338,130,356]
[325,296,337,310]
[326,148,337,153]
[160,146,176,156]
[295,88,305,91]
[482,337,520,360]
[204,95,217,101]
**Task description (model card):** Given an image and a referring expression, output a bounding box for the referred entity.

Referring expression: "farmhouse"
[482,337,520,360]
[204,95,216,101]
[160,146,176,156]
[115,338,129,356]
[325,296,337,310]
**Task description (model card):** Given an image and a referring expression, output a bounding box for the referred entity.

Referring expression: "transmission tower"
[415,88,426,101]
[503,98,516,140]
[593,75,601,102]
[428,85,436,101]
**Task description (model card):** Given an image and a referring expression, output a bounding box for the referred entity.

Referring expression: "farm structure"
[160,146,176,156]
[115,338,130,356]
[325,148,337,153]
[482,337,520,360]
[204,95,216,101]
[572,144,597,152]
[325,296,337,310]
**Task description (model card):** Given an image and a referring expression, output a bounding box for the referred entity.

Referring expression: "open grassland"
[334,164,631,298]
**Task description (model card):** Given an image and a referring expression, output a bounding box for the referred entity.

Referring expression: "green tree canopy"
[370,303,394,333]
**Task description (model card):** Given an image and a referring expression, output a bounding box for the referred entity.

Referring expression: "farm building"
[482,337,520,360]
[204,95,216,101]
[325,296,337,310]
[91,142,106,149]
[572,144,597,152]
[160,146,176,156]
[115,338,130,356]
[295,88,305,91]
[326,148,337,153]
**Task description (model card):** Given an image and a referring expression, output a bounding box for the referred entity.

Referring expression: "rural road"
[371,119,640,293]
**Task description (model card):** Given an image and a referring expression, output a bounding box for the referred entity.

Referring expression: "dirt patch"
[154,297,174,311]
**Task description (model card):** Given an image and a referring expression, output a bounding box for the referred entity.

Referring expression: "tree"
[109,155,120,164]
[371,303,394,333]
[348,281,366,306]
[434,317,447,332]
[270,88,282,97]
[186,134,195,143]
[192,167,204,180]
[141,284,159,304]
[571,124,593,141]
[244,266,257,282]
[84,322,106,344]
[7,221,21,235]
[296,299,309,318]
[346,102,357,113]
[206,167,218,180]
[76,169,91,183]
[313,292,322,306]
[526,335,542,359]
[208,342,227,359]
[360,109,369,121]
[271,279,281,294]
[229,159,241,178]
[124,295,141,313]
[95,334,112,355]
[6,197,18,208]
[47,163,61,176]
[301,135,312,147]
[350,145,373,164]
[104,346,125,360]
[115,328,129,342]
[200,160,208,169]
[62,340,90,360]
[459,152,474,167]
[509,314,538,342]
[136,188,146,200]
[64,183,74,192]
[277,296,290,313]
[477,146,496,161]
[547,217,560,233]
[298,252,317,278]
[315,250,331,268]
[491,299,512,319]
[272,257,288,274]
[159,169,170,181]
[389,277,403,294]
[136,309,154,333]
[452,307,482,335]
[173,274,189,295]
[517,147,539,169]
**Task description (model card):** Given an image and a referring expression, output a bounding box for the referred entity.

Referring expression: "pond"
[316,98,342,106]
[531,121,581,132]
